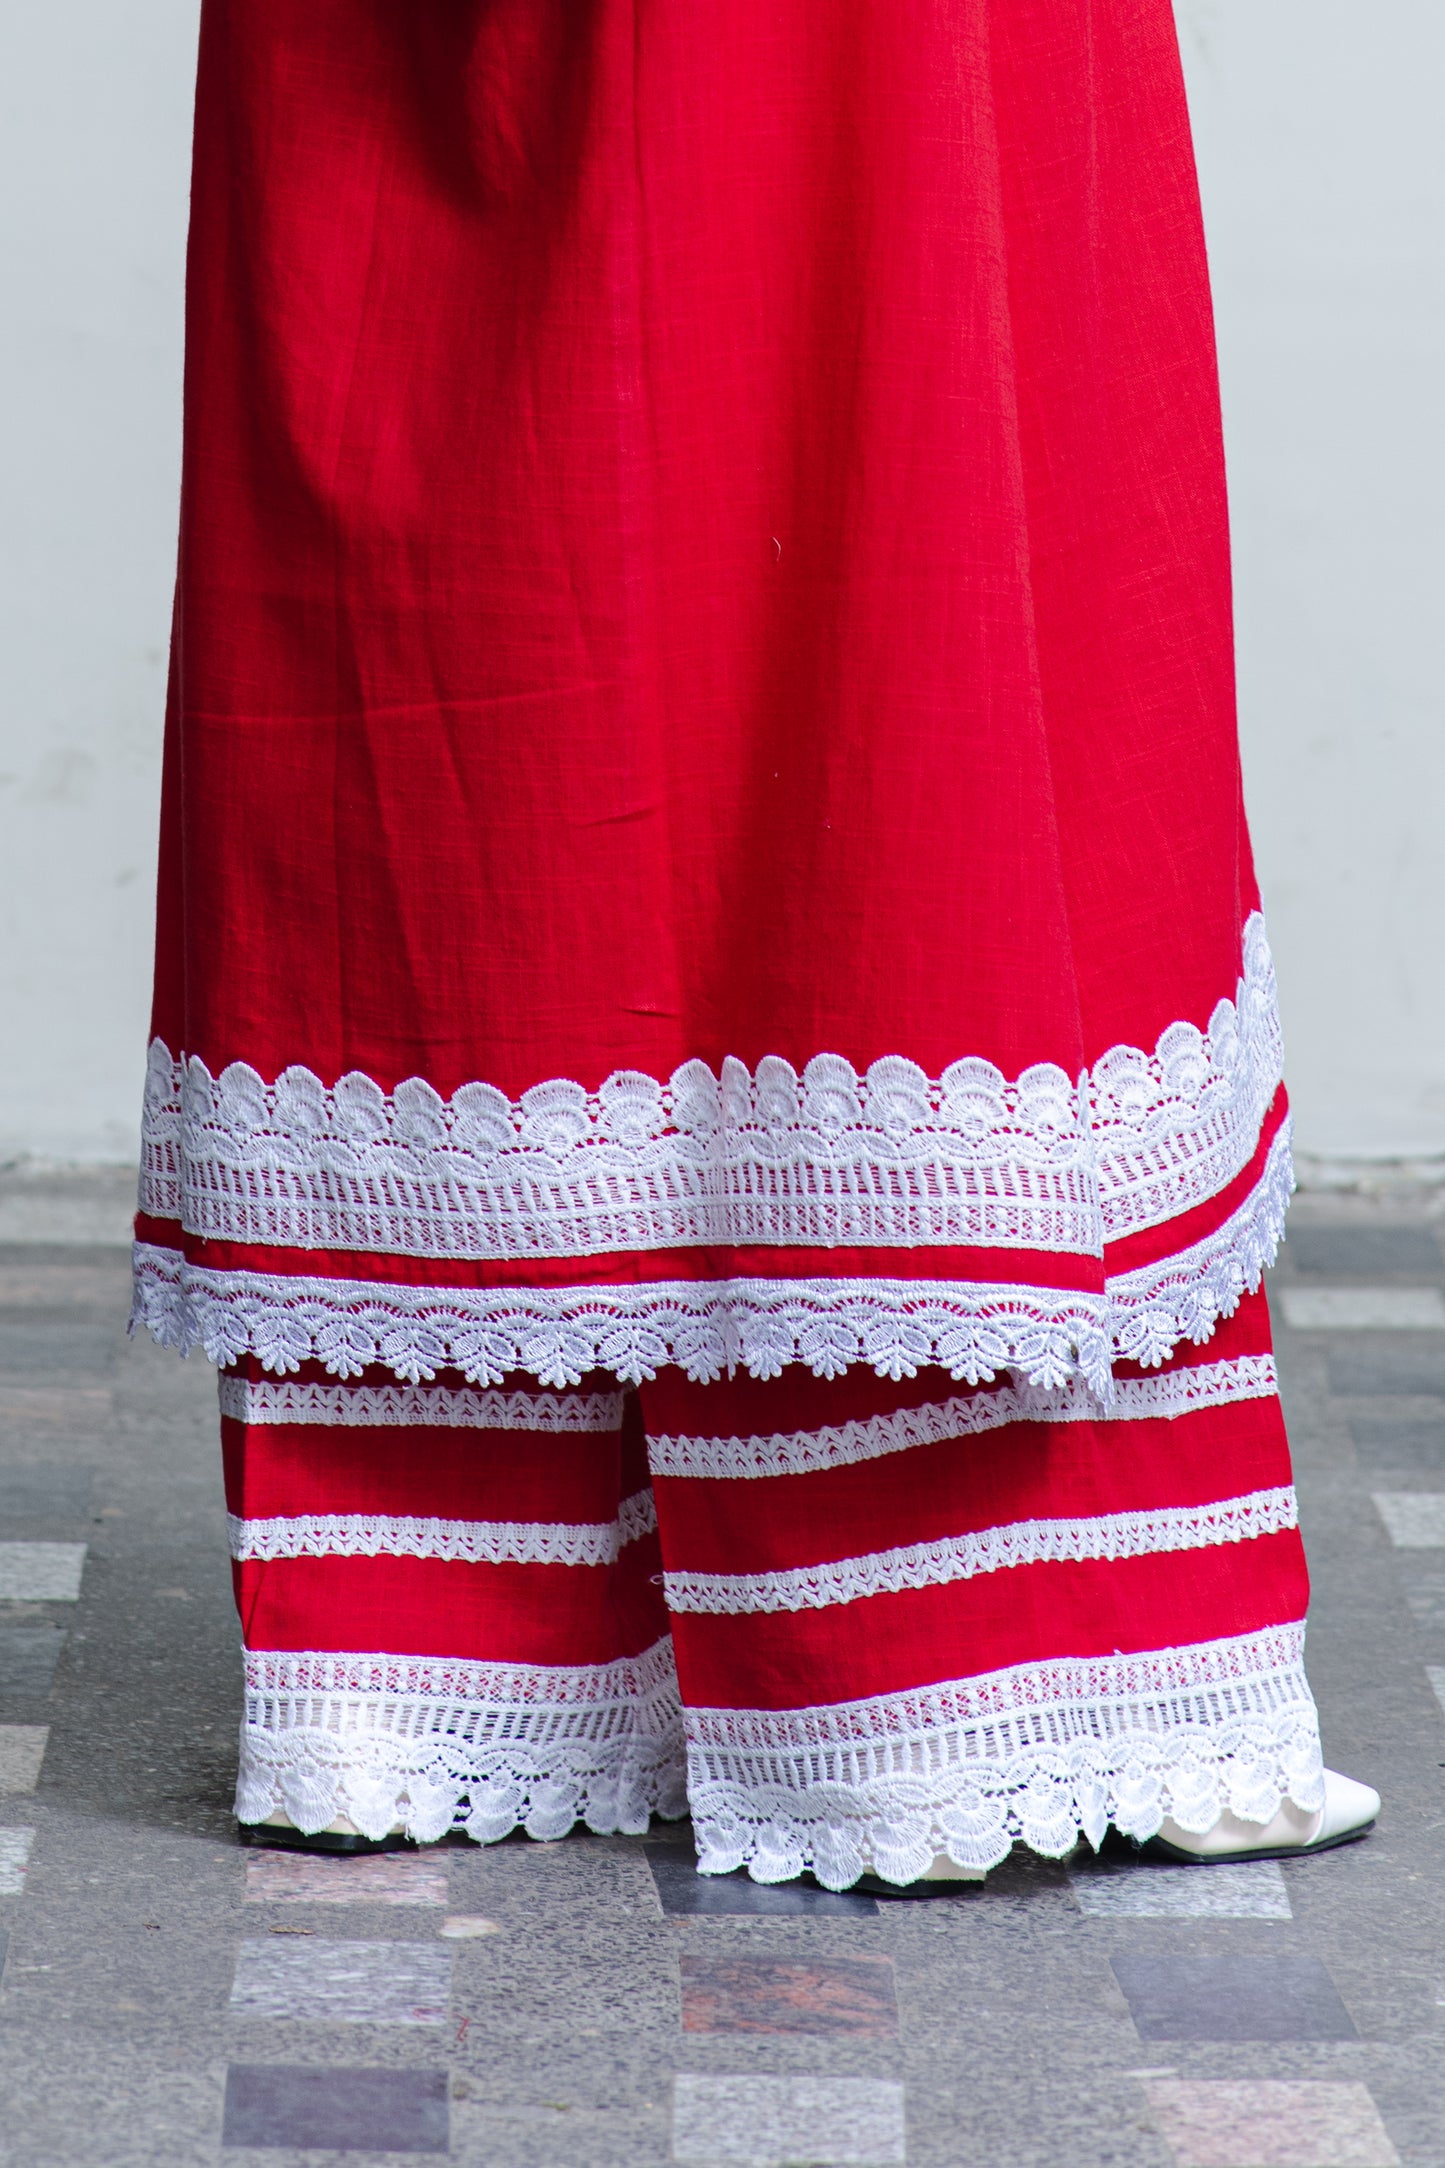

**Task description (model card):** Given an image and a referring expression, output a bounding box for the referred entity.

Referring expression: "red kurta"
[134,0,1288,1400]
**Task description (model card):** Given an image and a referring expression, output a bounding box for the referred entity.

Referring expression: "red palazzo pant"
[225,1288,1321,1885]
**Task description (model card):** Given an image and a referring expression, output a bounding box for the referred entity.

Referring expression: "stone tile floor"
[2,1202,1445,2164]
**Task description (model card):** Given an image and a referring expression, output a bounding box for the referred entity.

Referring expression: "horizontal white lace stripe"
[682,1623,1323,1883]
[238,1635,685,1844]
[662,1486,1298,1615]
[229,1489,657,1567]
[647,1355,1278,1481]
[130,1132,1288,1396]
[244,1633,679,1712]
[140,916,1281,1261]
[218,1375,624,1432]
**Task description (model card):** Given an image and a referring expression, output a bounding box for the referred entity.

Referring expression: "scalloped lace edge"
[237,1636,688,1843]
[685,1624,1323,1884]
[131,1120,1290,1395]
[141,915,1282,1264]
[233,1625,1321,1877]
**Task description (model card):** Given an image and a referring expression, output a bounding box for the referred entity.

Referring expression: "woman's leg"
[641,1290,1343,1890]
[220,1362,682,1847]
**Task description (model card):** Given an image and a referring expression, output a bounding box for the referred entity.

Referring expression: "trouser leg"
[641,1289,1323,1888]
[220,1362,683,1841]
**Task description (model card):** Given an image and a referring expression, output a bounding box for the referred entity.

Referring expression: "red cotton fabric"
[227,1290,1320,1880]
[134,0,1291,1400]
[137,3,1326,1880]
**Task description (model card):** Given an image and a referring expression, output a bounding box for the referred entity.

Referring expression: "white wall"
[0,3,197,1165]
[1,2,1441,1171]
[1177,0,1445,1169]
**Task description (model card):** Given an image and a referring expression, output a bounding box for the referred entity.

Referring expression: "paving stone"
[672,2074,907,2166]
[221,2064,449,2152]
[680,1952,898,2036]
[229,1940,452,2025]
[1285,1226,1443,1278]
[0,1324,116,1378]
[1113,1954,1357,2041]
[0,1467,94,1519]
[243,1851,449,1906]
[0,1827,35,1895]
[0,1385,112,1434]
[0,1541,87,1599]
[647,1846,879,1917]
[0,1263,137,1309]
[1141,2078,1400,2166]
[1401,1573,1445,1632]
[1348,1416,1445,1471]
[0,1725,48,1791]
[0,1625,66,1698]
[1372,1493,1445,1546]
[1328,1340,1445,1396]
[1069,1858,1291,1918]
[1279,1287,1445,1331]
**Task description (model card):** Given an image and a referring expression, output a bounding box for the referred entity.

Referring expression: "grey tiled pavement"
[2,1204,1445,2164]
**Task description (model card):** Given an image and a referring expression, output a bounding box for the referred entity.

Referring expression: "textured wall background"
[1,1,1441,1171]
[1178,0,1445,1171]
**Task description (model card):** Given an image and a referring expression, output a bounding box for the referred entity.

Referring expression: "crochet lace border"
[234,1624,1322,1878]
[238,1636,688,1843]
[131,1120,1290,1394]
[141,916,1282,1264]
[684,1624,1324,1883]
[229,1488,658,1568]
[646,1354,1278,1479]
[218,1350,1276,1464]
[661,1486,1297,1615]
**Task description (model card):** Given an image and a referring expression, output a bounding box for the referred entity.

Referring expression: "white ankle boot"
[1150,1769,1379,1863]
[856,1851,988,1896]
[241,1809,411,1852]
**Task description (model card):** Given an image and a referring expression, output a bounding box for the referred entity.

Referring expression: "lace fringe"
[131,1122,1289,1394]
[140,918,1282,1266]
[237,1640,687,1844]
[234,1625,1323,1880]
[685,1626,1325,1885]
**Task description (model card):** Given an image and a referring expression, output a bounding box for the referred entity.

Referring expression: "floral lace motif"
[141,917,1282,1262]
[662,1487,1297,1614]
[684,1625,1324,1885]
[1107,1125,1293,1368]
[236,1625,1323,1877]
[131,1123,1289,1395]
[218,1374,624,1432]
[230,1489,657,1567]
[646,1355,1278,1481]
[237,1638,687,1844]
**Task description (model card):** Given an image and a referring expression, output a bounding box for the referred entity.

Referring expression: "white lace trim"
[218,1374,624,1432]
[233,1626,1323,1876]
[229,1489,657,1567]
[140,916,1281,1262]
[130,1119,1288,1394]
[647,1355,1278,1481]
[684,1624,1325,1885]
[237,1636,687,1843]
[1106,1123,1293,1367]
[662,1486,1296,1615]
